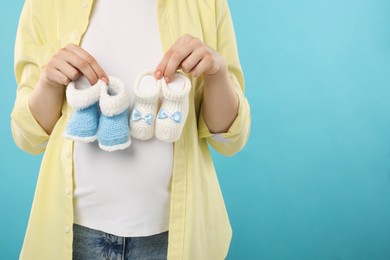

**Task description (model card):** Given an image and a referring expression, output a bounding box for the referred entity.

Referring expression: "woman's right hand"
[29,44,108,134]
[41,43,109,89]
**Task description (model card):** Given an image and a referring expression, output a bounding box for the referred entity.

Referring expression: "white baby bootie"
[155,72,191,142]
[97,77,131,152]
[64,77,104,142]
[130,70,161,140]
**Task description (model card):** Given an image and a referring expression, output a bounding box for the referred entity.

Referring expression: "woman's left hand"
[154,34,227,83]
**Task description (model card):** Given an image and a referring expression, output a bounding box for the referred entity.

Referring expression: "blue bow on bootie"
[131,108,154,126]
[157,109,182,124]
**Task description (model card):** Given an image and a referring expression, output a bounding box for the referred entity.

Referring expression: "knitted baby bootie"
[97,77,131,151]
[64,77,104,142]
[155,72,191,142]
[130,70,161,140]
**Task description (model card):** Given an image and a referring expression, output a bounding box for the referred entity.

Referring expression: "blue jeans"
[72,224,168,260]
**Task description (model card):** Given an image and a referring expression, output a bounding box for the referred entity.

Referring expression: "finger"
[163,47,194,83]
[55,46,98,84]
[45,58,76,86]
[52,58,81,81]
[66,44,109,84]
[154,57,167,80]
[45,66,72,86]
[155,49,174,80]
[188,56,214,77]
[65,55,99,85]
[155,35,197,81]
[180,48,204,74]
[57,47,100,85]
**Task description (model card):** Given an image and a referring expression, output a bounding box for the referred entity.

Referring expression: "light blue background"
[1,0,390,259]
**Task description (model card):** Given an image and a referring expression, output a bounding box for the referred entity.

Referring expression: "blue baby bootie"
[97,77,131,152]
[64,77,104,142]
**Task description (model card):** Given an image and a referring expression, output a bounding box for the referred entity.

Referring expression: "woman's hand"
[154,34,227,83]
[29,44,108,134]
[41,43,108,89]
[154,34,238,134]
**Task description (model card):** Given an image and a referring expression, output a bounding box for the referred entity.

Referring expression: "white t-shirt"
[73,0,173,237]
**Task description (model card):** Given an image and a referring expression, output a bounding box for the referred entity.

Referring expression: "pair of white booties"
[64,70,191,152]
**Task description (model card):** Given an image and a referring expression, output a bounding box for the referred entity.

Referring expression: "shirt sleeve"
[10,0,50,155]
[198,0,251,156]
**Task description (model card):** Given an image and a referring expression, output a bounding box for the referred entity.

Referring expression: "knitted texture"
[64,78,104,142]
[97,77,131,151]
[99,77,131,117]
[155,72,191,142]
[130,70,161,140]
[97,110,131,151]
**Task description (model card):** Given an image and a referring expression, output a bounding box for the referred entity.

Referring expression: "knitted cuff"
[99,77,131,116]
[66,77,103,110]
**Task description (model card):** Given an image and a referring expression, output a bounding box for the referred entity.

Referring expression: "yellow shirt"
[11,0,251,259]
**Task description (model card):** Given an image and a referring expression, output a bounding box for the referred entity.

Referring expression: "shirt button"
[65,187,71,196]
[71,33,78,40]
[64,225,70,233]
[81,1,88,9]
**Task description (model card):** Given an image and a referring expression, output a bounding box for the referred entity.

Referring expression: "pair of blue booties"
[63,77,131,152]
